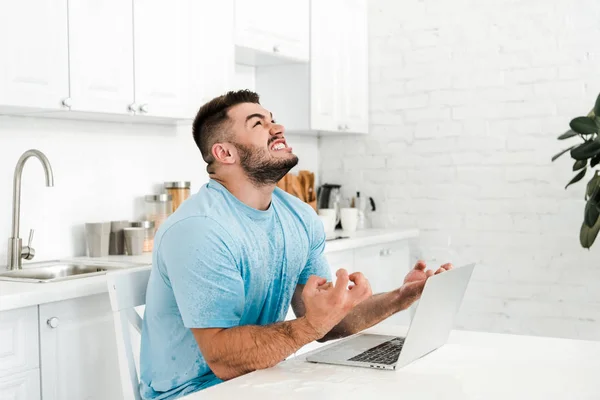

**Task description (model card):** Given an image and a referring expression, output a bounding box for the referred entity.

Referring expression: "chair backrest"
[107,267,151,400]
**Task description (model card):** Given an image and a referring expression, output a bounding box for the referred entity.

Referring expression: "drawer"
[0,368,41,400]
[0,306,39,377]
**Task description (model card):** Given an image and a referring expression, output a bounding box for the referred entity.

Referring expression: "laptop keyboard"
[348,338,405,365]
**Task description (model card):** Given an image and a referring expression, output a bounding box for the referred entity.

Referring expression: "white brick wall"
[320,0,600,341]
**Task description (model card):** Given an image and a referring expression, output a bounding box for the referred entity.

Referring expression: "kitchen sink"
[0,262,131,283]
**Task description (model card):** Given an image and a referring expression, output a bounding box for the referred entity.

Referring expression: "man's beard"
[234,142,299,186]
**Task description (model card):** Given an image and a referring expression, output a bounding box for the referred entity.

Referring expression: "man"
[139,90,452,399]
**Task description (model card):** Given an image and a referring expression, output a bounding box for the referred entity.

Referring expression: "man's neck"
[213,176,275,211]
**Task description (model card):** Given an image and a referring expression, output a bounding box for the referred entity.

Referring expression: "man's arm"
[292,261,453,342]
[193,270,371,381]
[192,317,318,381]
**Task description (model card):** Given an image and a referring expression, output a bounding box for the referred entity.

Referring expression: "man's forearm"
[202,317,319,380]
[320,288,407,341]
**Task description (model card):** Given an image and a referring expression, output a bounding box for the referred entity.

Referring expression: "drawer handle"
[47,317,59,329]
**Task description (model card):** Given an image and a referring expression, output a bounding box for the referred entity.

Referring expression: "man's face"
[226,102,299,185]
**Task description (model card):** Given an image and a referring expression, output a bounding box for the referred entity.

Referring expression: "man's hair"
[192,90,260,167]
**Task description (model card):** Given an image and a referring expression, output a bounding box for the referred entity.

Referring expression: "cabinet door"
[68,0,134,114]
[326,249,355,283]
[190,0,235,108]
[354,241,411,326]
[0,307,39,377]
[0,0,69,112]
[39,294,123,400]
[339,0,369,134]
[133,0,192,119]
[235,0,309,61]
[310,0,342,132]
[0,369,41,400]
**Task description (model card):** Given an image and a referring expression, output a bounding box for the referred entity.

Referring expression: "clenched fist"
[302,269,372,339]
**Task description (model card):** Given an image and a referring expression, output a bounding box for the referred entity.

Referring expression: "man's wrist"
[291,316,324,346]
[393,286,413,312]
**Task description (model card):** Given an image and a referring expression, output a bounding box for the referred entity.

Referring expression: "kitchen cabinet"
[0,369,41,400]
[255,0,369,135]
[39,294,122,400]
[190,0,236,107]
[0,307,39,377]
[0,0,234,122]
[67,0,134,115]
[133,0,192,119]
[235,0,309,64]
[0,0,69,113]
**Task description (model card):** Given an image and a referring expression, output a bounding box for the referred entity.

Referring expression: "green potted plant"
[552,93,600,248]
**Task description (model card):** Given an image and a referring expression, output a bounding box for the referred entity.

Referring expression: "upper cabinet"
[0,0,234,122]
[133,0,192,119]
[68,0,134,115]
[190,0,236,107]
[235,0,309,65]
[256,0,369,135]
[0,0,69,112]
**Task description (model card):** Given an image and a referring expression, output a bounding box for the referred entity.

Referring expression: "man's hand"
[301,269,372,339]
[398,260,453,308]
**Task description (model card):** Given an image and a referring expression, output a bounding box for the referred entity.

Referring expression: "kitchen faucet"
[7,149,54,270]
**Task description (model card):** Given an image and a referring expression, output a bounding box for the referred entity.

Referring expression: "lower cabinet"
[0,369,40,400]
[39,293,123,400]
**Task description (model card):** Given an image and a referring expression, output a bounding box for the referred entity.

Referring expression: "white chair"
[107,267,151,400]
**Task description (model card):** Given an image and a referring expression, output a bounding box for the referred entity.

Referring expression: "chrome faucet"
[7,149,54,270]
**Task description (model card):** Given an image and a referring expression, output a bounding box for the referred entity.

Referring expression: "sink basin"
[0,263,127,283]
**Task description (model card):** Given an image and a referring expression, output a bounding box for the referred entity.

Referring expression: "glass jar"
[130,220,155,252]
[164,181,191,212]
[144,194,172,232]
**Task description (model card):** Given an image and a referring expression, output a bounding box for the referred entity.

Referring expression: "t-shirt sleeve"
[159,216,244,329]
[298,211,332,284]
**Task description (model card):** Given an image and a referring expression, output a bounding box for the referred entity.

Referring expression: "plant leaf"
[580,217,600,249]
[570,139,600,160]
[551,145,576,162]
[591,154,600,168]
[565,168,586,189]
[585,200,600,227]
[595,93,600,116]
[570,116,598,135]
[586,171,600,200]
[573,159,587,171]
[558,129,578,140]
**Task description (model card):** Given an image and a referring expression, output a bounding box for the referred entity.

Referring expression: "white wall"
[320,0,600,340]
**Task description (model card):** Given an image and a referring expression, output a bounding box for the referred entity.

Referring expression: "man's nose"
[270,123,285,136]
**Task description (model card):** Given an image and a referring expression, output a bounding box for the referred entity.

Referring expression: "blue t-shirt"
[139,179,331,400]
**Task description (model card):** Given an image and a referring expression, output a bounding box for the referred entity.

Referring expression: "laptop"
[306,263,475,370]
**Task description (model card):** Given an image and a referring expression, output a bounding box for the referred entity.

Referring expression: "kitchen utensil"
[123,227,145,256]
[318,214,336,234]
[131,220,155,252]
[85,222,111,257]
[164,181,191,212]
[109,220,130,255]
[341,207,359,233]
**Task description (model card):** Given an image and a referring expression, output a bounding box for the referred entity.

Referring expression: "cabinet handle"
[47,317,59,329]
[380,248,392,257]
[128,103,138,113]
[139,104,149,113]
[61,97,72,108]
[344,124,350,131]
[338,124,344,131]
[273,45,280,53]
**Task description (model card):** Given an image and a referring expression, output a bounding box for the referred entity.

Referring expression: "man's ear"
[212,143,237,165]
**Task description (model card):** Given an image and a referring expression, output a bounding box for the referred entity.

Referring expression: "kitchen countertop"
[189,324,600,400]
[0,228,418,312]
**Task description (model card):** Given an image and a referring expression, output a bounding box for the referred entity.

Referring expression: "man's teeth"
[272,143,286,150]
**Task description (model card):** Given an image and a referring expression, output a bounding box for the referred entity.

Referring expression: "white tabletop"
[185,325,600,400]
